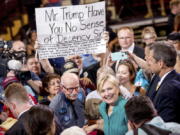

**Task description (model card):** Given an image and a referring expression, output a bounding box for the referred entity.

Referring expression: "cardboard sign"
[35,1,106,59]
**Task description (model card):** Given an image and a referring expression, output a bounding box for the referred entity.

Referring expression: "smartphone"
[111,52,128,61]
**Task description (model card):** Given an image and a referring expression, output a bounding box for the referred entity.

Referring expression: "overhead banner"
[35,1,106,59]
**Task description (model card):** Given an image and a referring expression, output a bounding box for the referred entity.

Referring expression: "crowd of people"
[0,0,180,135]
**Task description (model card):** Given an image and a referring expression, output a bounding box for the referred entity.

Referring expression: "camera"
[1,59,31,85]
[12,51,26,61]
[0,40,12,49]
[16,71,32,83]
[0,40,13,59]
[7,60,32,83]
[0,40,26,78]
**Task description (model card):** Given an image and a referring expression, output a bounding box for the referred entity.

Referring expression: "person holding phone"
[115,60,146,99]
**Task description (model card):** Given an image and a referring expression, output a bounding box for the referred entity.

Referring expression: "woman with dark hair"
[40,73,61,105]
[115,60,146,99]
[23,105,55,135]
[26,30,37,56]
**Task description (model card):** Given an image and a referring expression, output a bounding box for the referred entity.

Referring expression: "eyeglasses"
[61,84,79,92]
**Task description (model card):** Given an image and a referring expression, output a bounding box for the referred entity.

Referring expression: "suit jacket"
[5,112,28,135]
[133,45,145,59]
[146,74,160,101]
[152,70,180,123]
[118,44,145,59]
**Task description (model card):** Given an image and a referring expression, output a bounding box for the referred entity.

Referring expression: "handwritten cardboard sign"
[35,1,106,59]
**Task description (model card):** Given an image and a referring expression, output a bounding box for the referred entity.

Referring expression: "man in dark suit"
[146,74,160,101]
[4,83,32,135]
[117,26,145,59]
[146,41,180,123]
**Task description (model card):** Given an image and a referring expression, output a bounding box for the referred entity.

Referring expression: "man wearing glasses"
[49,72,85,131]
[117,26,145,59]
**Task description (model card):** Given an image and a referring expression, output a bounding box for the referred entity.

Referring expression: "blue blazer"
[152,70,180,123]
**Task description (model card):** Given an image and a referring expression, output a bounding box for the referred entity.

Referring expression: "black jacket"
[5,112,28,135]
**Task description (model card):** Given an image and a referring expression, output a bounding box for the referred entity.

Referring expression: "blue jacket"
[49,92,85,130]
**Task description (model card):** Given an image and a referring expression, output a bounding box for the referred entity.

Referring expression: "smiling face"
[143,33,156,45]
[68,55,82,70]
[116,64,131,85]
[99,80,119,105]
[47,78,61,96]
[26,57,41,75]
[61,73,80,100]
[62,80,79,101]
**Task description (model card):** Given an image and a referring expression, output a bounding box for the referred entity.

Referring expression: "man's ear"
[158,60,165,69]
[8,102,16,110]
[12,102,16,110]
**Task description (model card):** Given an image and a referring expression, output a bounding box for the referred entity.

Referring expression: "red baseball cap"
[1,76,19,89]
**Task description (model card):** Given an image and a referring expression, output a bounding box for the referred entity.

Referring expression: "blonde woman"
[84,74,128,135]
[141,26,157,46]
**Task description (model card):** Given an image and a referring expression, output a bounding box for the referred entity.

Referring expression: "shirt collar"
[121,43,135,53]
[18,108,30,119]
[158,70,173,87]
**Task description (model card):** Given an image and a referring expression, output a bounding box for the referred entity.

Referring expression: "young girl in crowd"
[115,60,146,99]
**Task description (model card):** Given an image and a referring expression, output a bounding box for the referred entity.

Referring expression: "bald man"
[10,40,26,63]
[49,73,85,131]
[11,40,26,52]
